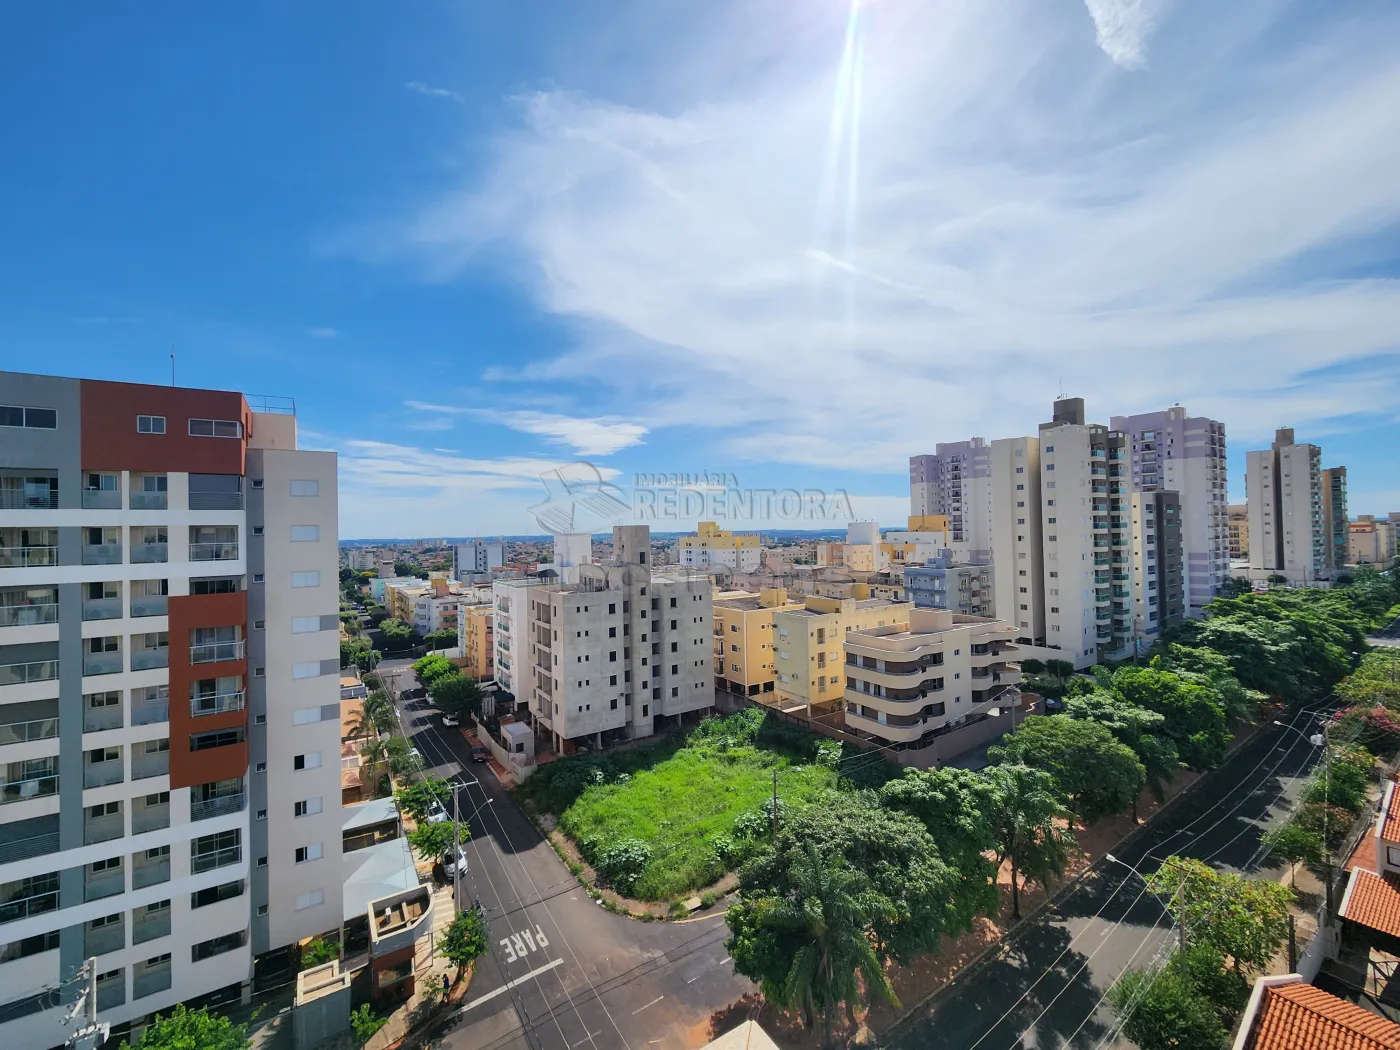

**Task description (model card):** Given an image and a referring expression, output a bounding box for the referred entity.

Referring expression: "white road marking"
[632,995,665,1015]
[570,1033,602,1047]
[454,958,565,1015]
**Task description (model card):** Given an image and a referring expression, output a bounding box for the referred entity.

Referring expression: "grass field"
[559,746,837,900]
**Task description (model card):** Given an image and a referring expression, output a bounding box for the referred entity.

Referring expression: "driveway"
[381,668,750,1050]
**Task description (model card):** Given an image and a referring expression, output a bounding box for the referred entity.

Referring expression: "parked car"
[424,799,449,825]
[443,844,469,879]
[470,746,489,764]
[441,714,459,728]
[1043,697,1065,713]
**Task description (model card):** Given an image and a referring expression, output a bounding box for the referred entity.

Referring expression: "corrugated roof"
[1341,868,1400,940]
[1250,982,1400,1050]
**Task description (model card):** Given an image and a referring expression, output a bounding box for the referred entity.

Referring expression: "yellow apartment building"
[772,590,913,713]
[458,603,495,680]
[678,521,763,571]
[713,588,805,696]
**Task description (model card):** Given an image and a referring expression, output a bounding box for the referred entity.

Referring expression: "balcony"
[133,957,172,999]
[131,749,168,780]
[82,543,123,566]
[188,491,242,511]
[131,542,168,564]
[132,800,170,835]
[190,691,245,717]
[81,490,122,510]
[84,759,124,789]
[131,594,168,617]
[84,868,125,902]
[0,880,59,924]
[84,651,123,676]
[0,603,58,627]
[0,488,57,510]
[0,717,58,746]
[84,703,123,733]
[131,647,169,671]
[132,851,170,890]
[191,640,244,664]
[0,546,57,568]
[1,773,58,805]
[96,972,126,1011]
[0,660,58,687]
[129,491,168,511]
[191,793,246,822]
[190,542,239,562]
[85,920,124,957]
[0,830,59,864]
[131,696,168,727]
[82,597,123,621]
[84,811,125,845]
[191,844,241,874]
[132,906,171,946]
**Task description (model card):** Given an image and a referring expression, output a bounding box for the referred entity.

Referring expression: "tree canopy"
[983,763,1075,919]
[119,1005,250,1050]
[989,714,1145,821]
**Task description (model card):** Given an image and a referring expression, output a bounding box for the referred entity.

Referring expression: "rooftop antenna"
[170,345,175,387]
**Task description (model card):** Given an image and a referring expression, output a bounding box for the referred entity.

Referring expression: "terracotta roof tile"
[1342,869,1400,940]
[1251,983,1400,1050]
[1383,800,1400,844]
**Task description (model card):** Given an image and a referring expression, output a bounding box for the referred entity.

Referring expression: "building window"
[292,705,324,722]
[292,662,323,680]
[289,480,319,497]
[295,843,323,864]
[291,571,320,588]
[294,889,325,911]
[0,406,57,429]
[191,880,244,909]
[188,419,243,439]
[136,415,166,434]
[290,526,319,542]
[191,728,245,751]
[291,616,320,633]
[294,798,324,817]
[191,930,247,962]
[293,752,322,770]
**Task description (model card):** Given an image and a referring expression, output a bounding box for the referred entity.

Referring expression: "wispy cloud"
[402,401,649,456]
[72,316,143,325]
[373,1,1400,474]
[405,81,464,104]
[308,327,339,339]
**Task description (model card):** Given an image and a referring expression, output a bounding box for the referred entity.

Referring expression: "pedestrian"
[442,972,450,996]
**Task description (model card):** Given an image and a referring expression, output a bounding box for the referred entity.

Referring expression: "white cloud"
[401,401,648,455]
[405,81,464,104]
[375,1,1400,477]
[1083,0,1169,68]
[309,327,339,339]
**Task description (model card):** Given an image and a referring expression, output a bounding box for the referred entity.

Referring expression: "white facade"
[453,540,504,580]
[346,549,375,572]
[491,578,545,701]
[909,440,994,563]
[1037,413,1104,667]
[990,436,1044,646]
[1246,429,1327,585]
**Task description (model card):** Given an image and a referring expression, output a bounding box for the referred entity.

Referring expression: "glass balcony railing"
[84,813,125,845]
[83,651,123,676]
[189,542,239,562]
[130,595,168,617]
[81,490,122,510]
[191,844,241,873]
[1,774,58,805]
[0,603,58,627]
[190,691,245,717]
[85,922,124,957]
[131,750,169,780]
[131,699,168,726]
[191,641,244,664]
[0,546,57,568]
[83,705,123,733]
[0,717,59,745]
[0,490,57,510]
[131,648,169,671]
[191,793,246,822]
[0,883,59,923]
[82,597,123,621]
[84,869,125,902]
[84,762,124,789]
[0,660,59,687]
[130,543,168,564]
[133,959,173,999]
[0,831,59,865]
[82,543,123,566]
[129,491,168,510]
[132,803,170,835]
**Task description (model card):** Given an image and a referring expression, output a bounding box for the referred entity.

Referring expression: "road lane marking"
[454,958,565,1015]
[570,1033,602,1047]
[632,995,665,1015]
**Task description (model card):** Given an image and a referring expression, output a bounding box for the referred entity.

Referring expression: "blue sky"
[2,0,1398,538]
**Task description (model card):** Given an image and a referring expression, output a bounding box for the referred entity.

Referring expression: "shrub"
[298,937,340,971]
[596,839,651,896]
[350,1004,388,1045]
[700,890,719,909]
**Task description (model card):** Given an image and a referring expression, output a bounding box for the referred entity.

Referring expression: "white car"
[441,714,459,728]
[424,800,449,825]
[443,844,469,879]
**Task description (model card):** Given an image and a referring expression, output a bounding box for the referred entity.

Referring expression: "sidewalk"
[363,880,460,1050]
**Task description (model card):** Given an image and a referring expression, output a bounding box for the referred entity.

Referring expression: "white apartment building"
[345,549,375,572]
[1246,428,1329,586]
[676,522,762,572]
[1109,406,1228,616]
[0,373,342,1049]
[990,436,1044,647]
[491,577,546,707]
[526,526,713,752]
[909,439,994,563]
[453,540,504,580]
[843,609,1021,760]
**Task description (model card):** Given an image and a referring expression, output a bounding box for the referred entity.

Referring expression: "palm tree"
[752,842,897,1047]
[986,764,1075,920]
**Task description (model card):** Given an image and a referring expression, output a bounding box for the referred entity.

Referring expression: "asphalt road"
[884,702,1336,1050]
[375,660,752,1050]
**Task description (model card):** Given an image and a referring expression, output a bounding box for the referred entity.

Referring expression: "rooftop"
[342,836,418,923]
[1244,980,1400,1050]
[1340,868,1400,940]
[1381,784,1400,842]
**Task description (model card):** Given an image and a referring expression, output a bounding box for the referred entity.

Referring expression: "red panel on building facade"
[168,591,249,790]
[79,379,252,475]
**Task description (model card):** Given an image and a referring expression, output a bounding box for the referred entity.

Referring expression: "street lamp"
[1272,718,1333,917]
[1105,854,1181,949]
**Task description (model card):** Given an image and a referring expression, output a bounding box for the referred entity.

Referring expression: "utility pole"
[771,769,778,841]
[453,780,463,913]
[64,958,109,1050]
[1177,877,1187,952]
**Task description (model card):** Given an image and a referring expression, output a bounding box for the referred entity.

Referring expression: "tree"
[1220,577,1252,598]
[1111,662,1231,770]
[1261,823,1324,886]
[1107,961,1227,1050]
[432,674,483,721]
[379,618,417,652]
[727,842,896,1046]
[424,628,458,650]
[395,560,430,580]
[984,764,1075,919]
[989,715,1145,821]
[119,1005,250,1050]
[354,648,381,674]
[385,737,423,778]
[413,653,456,685]
[1146,856,1293,974]
[409,819,460,861]
[363,691,395,733]
[1064,691,1179,815]
[394,774,451,821]
[439,905,490,976]
[350,1004,389,1045]
[1019,658,1046,676]
[1044,659,1076,684]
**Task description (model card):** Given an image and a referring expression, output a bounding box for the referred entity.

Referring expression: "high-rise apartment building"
[1322,467,1348,572]
[1245,428,1333,586]
[452,539,504,580]
[1228,504,1249,560]
[989,436,1044,646]
[526,526,712,753]
[676,522,761,572]
[0,372,341,1048]
[902,553,993,617]
[1349,516,1397,567]
[1108,407,1228,616]
[909,440,993,563]
[345,549,375,572]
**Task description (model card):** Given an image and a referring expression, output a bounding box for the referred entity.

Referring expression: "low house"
[366,885,434,1003]
[1231,974,1400,1050]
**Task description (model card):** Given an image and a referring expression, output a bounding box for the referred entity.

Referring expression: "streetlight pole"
[1105,854,1180,949]
[1272,718,1331,916]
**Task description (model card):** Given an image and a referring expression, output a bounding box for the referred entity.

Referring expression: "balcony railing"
[191,793,246,822]
[0,491,57,510]
[191,640,244,664]
[131,699,168,726]
[1,774,58,805]
[131,594,168,617]
[82,597,123,621]
[132,911,171,945]
[0,831,59,865]
[131,542,168,564]
[83,651,123,676]
[129,491,168,510]
[132,854,170,890]
[83,705,123,733]
[191,844,241,873]
[84,761,124,789]
[0,884,59,924]
[134,960,173,999]
[84,869,125,902]
[189,542,239,562]
[190,691,245,717]
[188,492,243,511]
[0,545,57,568]
[131,648,169,671]
[82,543,123,566]
[132,803,170,835]
[131,751,168,780]
[85,922,124,957]
[0,660,58,687]
[84,813,125,845]
[0,603,58,627]
[81,490,122,510]
[96,976,125,1010]
[0,717,58,745]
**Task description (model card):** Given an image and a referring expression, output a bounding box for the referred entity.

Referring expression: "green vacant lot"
[519,709,852,901]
